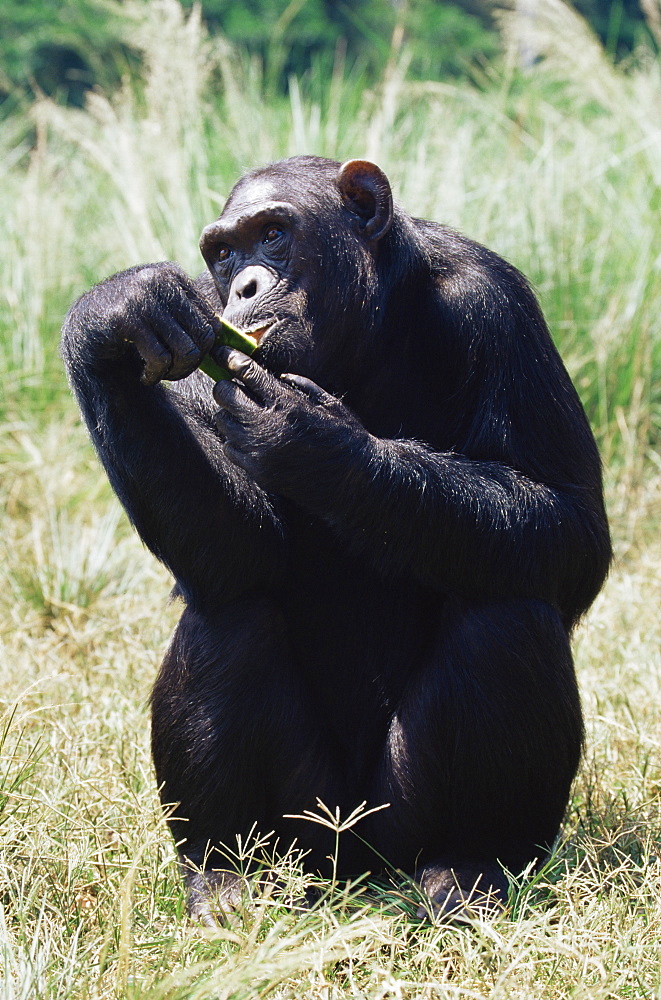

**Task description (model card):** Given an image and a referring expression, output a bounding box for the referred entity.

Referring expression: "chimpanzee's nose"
[227,266,277,307]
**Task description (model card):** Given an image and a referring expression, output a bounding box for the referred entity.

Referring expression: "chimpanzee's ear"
[337,159,393,242]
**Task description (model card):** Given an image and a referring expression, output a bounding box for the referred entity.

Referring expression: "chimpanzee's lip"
[245,322,274,345]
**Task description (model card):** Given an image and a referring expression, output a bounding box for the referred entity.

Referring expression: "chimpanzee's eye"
[217,245,232,263]
[263,226,283,244]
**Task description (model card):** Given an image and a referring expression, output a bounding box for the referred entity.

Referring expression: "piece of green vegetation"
[197,317,258,381]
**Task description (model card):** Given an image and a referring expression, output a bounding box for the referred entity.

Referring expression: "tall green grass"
[0,0,660,996]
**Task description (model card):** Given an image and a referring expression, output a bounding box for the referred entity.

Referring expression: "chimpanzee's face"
[199,171,331,375]
[198,157,393,383]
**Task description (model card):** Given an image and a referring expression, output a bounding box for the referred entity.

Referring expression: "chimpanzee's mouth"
[245,323,274,345]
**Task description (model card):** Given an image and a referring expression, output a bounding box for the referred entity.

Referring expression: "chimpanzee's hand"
[212,347,373,496]
[62,263,218,385]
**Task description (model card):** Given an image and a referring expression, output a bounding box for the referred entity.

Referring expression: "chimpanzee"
[61,156,611,922]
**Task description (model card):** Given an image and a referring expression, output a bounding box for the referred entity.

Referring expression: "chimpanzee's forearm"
[62,335,285,609]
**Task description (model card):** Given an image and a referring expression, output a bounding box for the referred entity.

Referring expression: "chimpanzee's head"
[199,156,396,384]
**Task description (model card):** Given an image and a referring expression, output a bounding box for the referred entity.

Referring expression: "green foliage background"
[0,0,655,106]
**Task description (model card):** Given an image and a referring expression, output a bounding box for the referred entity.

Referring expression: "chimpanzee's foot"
[416,862,508,923]
[183,868,248,926]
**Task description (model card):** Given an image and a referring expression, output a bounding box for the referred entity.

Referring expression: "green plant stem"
[197,318,258,381]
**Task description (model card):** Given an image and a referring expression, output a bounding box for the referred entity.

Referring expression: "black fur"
[61,156,610,919]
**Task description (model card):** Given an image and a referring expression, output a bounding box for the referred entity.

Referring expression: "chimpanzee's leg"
[370,597,583,919]
[151,598,334,923]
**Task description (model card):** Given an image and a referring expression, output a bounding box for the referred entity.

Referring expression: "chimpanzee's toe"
[416,862,508,923]
[185,869,248,926]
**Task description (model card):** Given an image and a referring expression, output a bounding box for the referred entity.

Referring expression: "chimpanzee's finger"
[214,347,280,404]
[222,441,254,473]
[148,310,212,381]
[280,373,333,404]
[170,282,218,356]
[213,377,262,415]
[214,406,246,439]
[134,324,173,385]
[215,417,257,474]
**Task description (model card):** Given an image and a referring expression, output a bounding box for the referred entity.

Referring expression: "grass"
[0,0,660,995]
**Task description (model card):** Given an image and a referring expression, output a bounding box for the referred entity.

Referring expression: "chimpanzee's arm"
[61,264,285,610]
[212,327,610,628]
[301,436,610,626]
